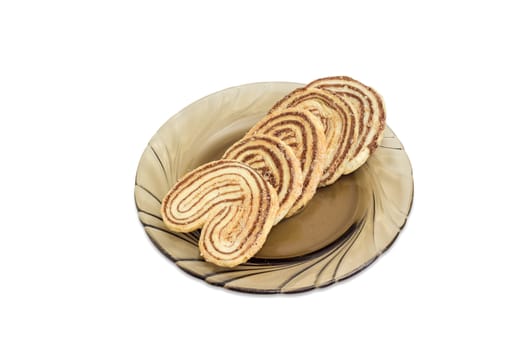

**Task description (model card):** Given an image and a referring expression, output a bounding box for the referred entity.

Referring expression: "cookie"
[246,108,326,217]
[161,159,279,267]
[269,87,359,186]
[307,76,386,173]
[223,134,303,224]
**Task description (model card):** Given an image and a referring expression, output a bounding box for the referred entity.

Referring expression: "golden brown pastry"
[268,87,359,187]
[245,108,326,217]
[161,159,279,267]
[307,76,386,173]
[223,135,303,224]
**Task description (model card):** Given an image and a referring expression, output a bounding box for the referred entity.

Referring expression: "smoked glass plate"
[134,82,414,294]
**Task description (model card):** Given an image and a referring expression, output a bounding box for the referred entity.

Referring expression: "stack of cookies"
[161,76,386,267]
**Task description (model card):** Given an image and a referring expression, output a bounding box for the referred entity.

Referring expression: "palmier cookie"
[308,76,386,173]
[246,108,326,217]
[269,87,359,187]
[161,159,279,267]
[223,135,303,224]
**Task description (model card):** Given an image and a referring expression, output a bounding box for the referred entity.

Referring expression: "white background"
[1,1,531,349]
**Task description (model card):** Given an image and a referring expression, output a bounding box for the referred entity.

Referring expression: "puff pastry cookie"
[161,160,279,267]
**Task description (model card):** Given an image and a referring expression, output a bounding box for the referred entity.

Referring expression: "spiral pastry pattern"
[223,135,303,224]
[245,108,326,217]
[307,76,386,174]
[269,87,359,187]
[161,159,279,267]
